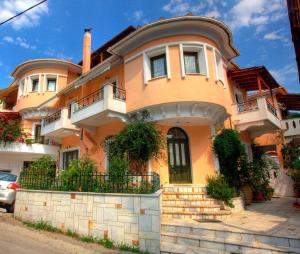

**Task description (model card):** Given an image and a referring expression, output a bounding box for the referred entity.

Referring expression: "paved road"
[0,210,124,254]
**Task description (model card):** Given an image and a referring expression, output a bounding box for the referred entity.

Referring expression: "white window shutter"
[198,47,207,76]
[165,46,171,80]
[143,52,151,85]
[179,44,185,78]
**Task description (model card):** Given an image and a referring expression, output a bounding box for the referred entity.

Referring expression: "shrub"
[110,111,164,173]
[59,156,97,191]
[213,129,246,189]
[206,175,236,208]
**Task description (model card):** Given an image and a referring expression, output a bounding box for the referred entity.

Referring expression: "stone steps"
[163,204,222,213]
[163,192,209,199]
[161,242,222,254]
[161,231,300,254]
[161,223,300,254]
[162,198,220,206]
[163,210,231,221]
[163,185,207,193]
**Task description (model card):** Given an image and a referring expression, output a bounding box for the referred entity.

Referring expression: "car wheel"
[6,203,15,213]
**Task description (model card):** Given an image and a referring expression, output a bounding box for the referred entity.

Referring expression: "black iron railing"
[113,87,126,101]
[19,172,160,194]
[266,101,278,118]
[74,87,104,113]
[237,99,258,113]
[43,110,62,126]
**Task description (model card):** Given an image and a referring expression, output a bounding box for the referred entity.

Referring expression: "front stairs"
[162,185,231,221]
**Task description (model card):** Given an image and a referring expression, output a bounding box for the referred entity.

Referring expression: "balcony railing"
[43,110,62,127]
[237,99,258,113]
[74,87,104,113]
[266,100,278,117]
[113,87,126,101]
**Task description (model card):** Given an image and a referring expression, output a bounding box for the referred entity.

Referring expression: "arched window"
[286,122,289,129]
[293,121,296,128]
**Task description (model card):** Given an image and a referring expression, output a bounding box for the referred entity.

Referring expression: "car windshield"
[0,172,17,182]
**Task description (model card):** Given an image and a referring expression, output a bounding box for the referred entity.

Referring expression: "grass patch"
[23,220,148,253]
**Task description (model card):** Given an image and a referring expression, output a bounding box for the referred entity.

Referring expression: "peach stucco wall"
[124,35,230,114]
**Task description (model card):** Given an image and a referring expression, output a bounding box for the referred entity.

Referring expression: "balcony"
[282,118,300,138]
[41,108,79,138]
[71,84,126,127]
[232,97,281,135]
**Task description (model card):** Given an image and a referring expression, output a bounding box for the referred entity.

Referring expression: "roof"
[0,85,18,99]
[277,93,300,111]
[11,59,82,78]
[228,66,280,91]
[78,26,136,68]
[108,16,239,59]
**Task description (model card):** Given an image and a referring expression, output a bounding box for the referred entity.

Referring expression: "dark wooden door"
[167,127,192,183]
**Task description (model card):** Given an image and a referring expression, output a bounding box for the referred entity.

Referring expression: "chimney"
[82,28,92,74]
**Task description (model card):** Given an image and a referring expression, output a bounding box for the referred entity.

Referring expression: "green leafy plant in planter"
[206,174,236,208]
[213,128,247,189]
[109,111,164,174]
[289,158,300,198]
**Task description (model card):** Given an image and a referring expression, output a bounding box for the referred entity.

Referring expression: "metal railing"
[74,87,104,113]
[43,110,62,126]
[113,87,126,101]
[19,172,160,194]
[237,99,258,113]
[266,101,278,118]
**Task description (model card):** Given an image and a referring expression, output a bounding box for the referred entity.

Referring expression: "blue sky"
[0,0,299,92]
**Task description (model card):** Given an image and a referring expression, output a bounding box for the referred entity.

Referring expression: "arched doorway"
[167,127,192,183]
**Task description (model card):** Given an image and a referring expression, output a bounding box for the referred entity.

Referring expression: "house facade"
[1,16,299,186]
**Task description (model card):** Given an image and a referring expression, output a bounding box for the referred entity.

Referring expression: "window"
[62,149,79,170]
[47,78,56,92]
[184,52,199,74]
[34,124,44,144]
[215,50,224,81]
[150,54,167,78]
[32,78,39,92]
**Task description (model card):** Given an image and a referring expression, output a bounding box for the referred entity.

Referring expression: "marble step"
[161,242,222,254]
[162,199,221,206]
[163,186,207,193]
[163,204,222,213]
[163,192,209,199]
[163,210,231,221]
[161,231,300,254]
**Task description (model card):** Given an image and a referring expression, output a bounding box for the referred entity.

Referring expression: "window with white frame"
[143,46,170,83]
[182,45,207,76]
[215,50,224,81]
[31,76,39,92]
[47,78,56,92]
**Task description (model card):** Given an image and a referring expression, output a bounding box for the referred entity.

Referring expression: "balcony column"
[210,125,220,173]
[103,84,113,109]
[257,76,262,95]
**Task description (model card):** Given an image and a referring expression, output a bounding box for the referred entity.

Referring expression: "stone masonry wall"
[14,190,161,254]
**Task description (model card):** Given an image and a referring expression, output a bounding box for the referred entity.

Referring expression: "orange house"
[0,16,298,187]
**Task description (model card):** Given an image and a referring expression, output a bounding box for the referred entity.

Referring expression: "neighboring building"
[0,59,81,175]
[0,16,298,186]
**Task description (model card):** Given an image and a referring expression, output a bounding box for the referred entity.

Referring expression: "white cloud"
[270,64,298,85]
[2,35,36,49]
[133,10,144,21]
[0,0,48,30]
[226,0,286,31]
[204,9,221,18]
[43,48,73,61]
[264,30,288,42]
[3,36,14,43]
[162,0,205,16]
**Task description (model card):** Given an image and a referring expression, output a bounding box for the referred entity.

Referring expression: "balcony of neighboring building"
[283,117,300,138]
[229,66,282,136]
[41,107,79,138]
[71,83,126,127]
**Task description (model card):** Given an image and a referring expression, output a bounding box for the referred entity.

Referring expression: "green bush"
[206,175,236,208]
[59,156,97,191]
[213,129,246,189]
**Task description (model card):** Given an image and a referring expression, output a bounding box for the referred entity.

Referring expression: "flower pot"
[253,191,265,202]
[240,184,253,205]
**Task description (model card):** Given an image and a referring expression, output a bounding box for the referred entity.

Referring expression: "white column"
[210,124,220,172]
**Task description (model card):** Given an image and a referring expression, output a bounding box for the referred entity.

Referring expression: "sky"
[0,0,299,93]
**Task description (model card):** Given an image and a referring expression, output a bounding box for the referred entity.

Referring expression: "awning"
[228,66,280,91]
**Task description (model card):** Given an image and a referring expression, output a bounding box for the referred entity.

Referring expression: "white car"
[0,172,19,213]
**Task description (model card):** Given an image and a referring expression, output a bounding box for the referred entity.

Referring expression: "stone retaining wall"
[14,189,161,254]
[226,196,245,213]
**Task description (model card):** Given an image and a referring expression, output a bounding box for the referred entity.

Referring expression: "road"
[0,210,124,254]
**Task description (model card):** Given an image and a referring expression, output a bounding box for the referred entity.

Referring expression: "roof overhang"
[0,85,18,99]
[228,66,280,91]
[277,94,300,111]
[11,59,82,78]
[108,16,239,60]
